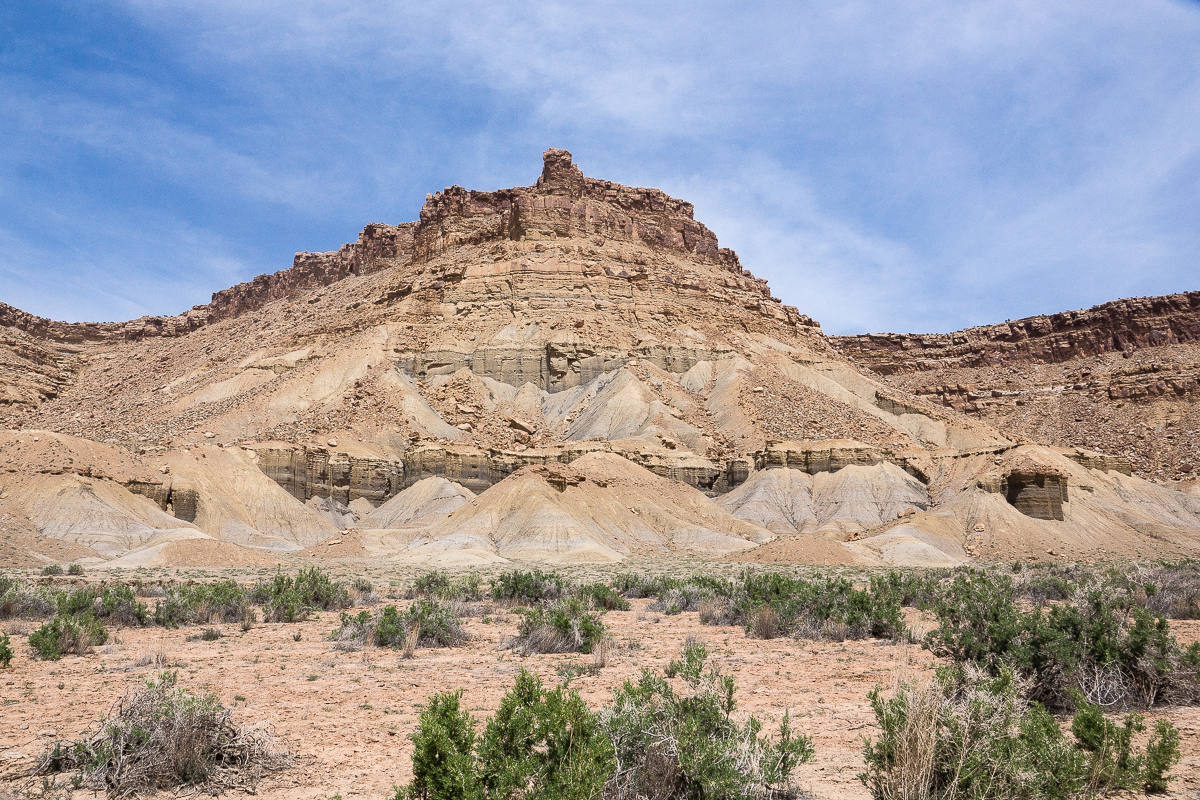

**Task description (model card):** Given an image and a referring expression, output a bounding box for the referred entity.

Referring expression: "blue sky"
[2,1,1198,335]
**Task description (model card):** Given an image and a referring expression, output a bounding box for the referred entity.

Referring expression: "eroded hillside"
[0,150,1196,569]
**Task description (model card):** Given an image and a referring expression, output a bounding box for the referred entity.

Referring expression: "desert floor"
[3,560,1200,800]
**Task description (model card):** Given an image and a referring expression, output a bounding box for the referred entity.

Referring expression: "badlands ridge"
[0,149,1197,569]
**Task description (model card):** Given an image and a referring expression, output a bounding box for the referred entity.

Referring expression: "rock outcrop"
[1,149,1197,568]
[833,292,1200,373]
[249,445,403,505]
[831,293,1200,481]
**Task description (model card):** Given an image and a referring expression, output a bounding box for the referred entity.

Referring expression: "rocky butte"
[0,149,1197,569]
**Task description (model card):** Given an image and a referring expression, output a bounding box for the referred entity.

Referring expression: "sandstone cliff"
[0,150,1196,568]
[831,293,1200,480]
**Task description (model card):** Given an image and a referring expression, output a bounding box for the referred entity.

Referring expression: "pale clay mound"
[343,452,771,566]
[0,150,1196,567]
[357,476,475,530]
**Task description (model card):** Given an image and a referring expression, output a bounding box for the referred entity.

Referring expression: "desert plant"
[55,586,99,617]
[395,644,812,800]
[412,570,452,598]
[859,666,1183,800]
[510,597,605,655]
[700,571,905,642]
[604,639,813,800]
[28,613,107,660]
[869,571,945,609]
[649,584,718,615]
[41,564,64,576]
[477,670,613,800]
[67,563,85,576]
[334,601,469,652]
[407,599,471,648]
[1142,719,1182,793]
[253,568,350,622]
[447,573,484,602]
[490,569,568,605]
[98,585,149,627]
[575,582,630,612]
[399,689,480,800]
[39,670,286,795]
[154,580,250,627]
[373,605,405,646]
[333,609,377,651]
[750,606,779,640]
[1118,561,1200,620]
[612,573,684,599]
[924,572,1200,709]
[0,579,57,619]
[0,631,12,668]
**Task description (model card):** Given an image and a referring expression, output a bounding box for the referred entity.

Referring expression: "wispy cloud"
[1,0,1197,331]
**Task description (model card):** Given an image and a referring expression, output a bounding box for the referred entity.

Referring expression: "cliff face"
[0,223,418,347]
[412,148,743,271]
[2,148,1198,569]
[831,293,1200,480]
[832,292,1200,374]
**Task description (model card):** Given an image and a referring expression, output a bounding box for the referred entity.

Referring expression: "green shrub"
[97,585,149,626]
[604,639,813,800]
[1143,719,1182,792]
[490,570,567,605]
[612,573,684,599]
[154,580,249,627]
[29,614,107,660]
[41,564,64,576]
[924,571,1199,708]
[477,670,612,800]
[575,582,630,611]
[400,689,480,800]
[374,606,406,647]
[412,570,452,599]
[869,570,945,608]
[67,563,85,576]
[701,571,905,641]
[334,601,468,651]
[859,666,1183,799]
[414,571,485,602]
[395,643,812,800]
[332,609,377,650]
[649,583,720,615]
[1026,574,1076,603]
[448,573,484,602]
[512,597,605,654]
[0,632,12,668]
[406,599,470,648]
[55,586,99,617]
[253,568,349,623]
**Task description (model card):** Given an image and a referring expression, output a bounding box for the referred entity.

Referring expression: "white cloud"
[4,0,1198,331]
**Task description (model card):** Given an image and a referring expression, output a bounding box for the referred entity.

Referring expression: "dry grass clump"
[861,664,1184,798]
[750,606,779,640]
[39,671,287,796]
[132,644,176,669]
[1124,562,1200,619]
[697,599,737,626]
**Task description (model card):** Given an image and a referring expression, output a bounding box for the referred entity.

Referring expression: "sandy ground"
[2,571,1199,800]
